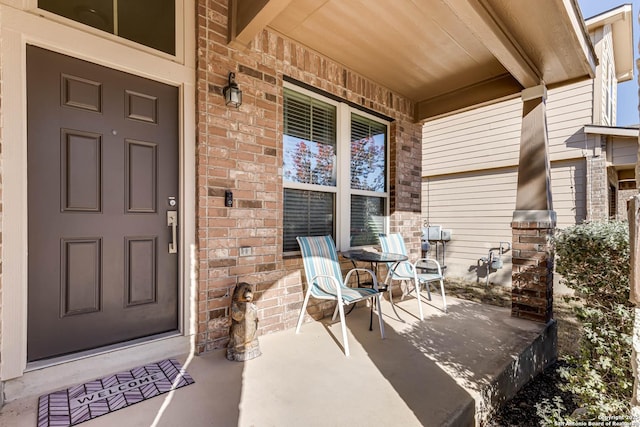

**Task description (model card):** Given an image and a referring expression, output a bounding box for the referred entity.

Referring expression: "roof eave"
[585,4,634,82]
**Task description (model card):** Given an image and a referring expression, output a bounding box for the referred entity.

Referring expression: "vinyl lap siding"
[423,80,594,179]
[422,98,522,176]
[611,138,638,166]
[422,168,517,285]
[550,159,587,229]
[421,161,586,285]
[546,80,594,160]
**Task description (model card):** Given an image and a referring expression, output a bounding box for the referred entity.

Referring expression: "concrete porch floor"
[0,294,553,427]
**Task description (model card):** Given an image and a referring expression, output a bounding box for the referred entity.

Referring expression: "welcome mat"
[37,358,194,427]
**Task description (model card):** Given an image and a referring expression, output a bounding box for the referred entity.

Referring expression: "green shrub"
[553,220,634,417]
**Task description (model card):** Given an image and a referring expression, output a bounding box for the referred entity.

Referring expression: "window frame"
[30,0,184,62]
[282,81,390,254]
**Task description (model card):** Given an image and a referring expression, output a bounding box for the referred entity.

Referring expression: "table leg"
[369,261,375,331]
[387,262,407,322]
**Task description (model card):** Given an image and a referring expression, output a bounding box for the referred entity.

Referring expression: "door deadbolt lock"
[168,196,177,207]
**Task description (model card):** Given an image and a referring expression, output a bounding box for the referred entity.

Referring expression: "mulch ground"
[485,360,577,426]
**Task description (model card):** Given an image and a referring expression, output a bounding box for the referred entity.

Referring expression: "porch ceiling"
[230,0,596,122]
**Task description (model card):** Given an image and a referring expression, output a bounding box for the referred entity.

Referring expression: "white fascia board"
[584,124,639,137]
[585,4,633,82]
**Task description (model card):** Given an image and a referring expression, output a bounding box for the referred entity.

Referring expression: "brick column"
[586,153,608,220]
[511,219,554,322]
[512,84,555,323]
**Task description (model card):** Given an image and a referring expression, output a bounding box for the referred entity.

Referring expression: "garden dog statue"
[227,282,261,361]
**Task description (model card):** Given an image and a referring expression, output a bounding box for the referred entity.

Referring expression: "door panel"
[27,45,179,362]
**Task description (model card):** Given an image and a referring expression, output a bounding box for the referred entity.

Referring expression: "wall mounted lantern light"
[223,72,242,108]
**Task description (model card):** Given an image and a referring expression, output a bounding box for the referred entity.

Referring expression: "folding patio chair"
[379,233,447,320]
[295,235,385,356]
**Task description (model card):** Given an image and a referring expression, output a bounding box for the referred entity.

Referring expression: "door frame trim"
[0,2,196,386]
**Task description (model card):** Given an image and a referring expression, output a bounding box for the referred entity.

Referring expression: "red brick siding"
[511,221,554,323]
[195,0,422,352]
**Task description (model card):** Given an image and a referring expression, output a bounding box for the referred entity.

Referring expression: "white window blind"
[283,84,388,253]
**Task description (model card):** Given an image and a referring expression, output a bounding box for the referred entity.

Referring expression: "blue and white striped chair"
[296,235,385,356]
[379,233,447,320]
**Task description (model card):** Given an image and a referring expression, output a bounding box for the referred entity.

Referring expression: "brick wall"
[586,154,608,220]
[195,0,422,353]
[511,221,554,323]
[620,189,638,219]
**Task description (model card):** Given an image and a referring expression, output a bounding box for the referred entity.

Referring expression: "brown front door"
[27,45,179,362]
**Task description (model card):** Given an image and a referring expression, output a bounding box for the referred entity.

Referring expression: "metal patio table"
[341,250,408,329]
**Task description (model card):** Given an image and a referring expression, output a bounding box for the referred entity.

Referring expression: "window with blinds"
[350,114,386,192]
[283,84,388,253]
[283,89,337,186]
[283,189,334,252]
[349,114,387,246]
[350,195,384,246]
[283,88,337,252]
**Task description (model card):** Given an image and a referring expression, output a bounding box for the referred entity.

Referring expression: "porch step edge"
[475,319,558,425]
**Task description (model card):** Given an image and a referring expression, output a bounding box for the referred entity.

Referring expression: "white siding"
[550,159,587,229]
[422,168,517,285]
[422,98,522,176]
[611,138,638,166]
[421,160,586,285]
[546,80,594,159]
[423,80,594,180]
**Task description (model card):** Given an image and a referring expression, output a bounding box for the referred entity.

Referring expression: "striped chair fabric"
[379,233,447,319]
[378,233,414,279]
[296,235,385,356]
[297,235,379,304]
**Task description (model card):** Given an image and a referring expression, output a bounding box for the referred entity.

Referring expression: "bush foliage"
[552,220,634,418]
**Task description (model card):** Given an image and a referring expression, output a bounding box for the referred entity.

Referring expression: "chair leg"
[295,289,312,334]
[375,293,385,339]
[399,280,407,300]
[331,303,340,321]
[439,279,447,313]
[336,301,350,356]
[387,281,404,321]
[425,280,432,301]
[414,279,424,321]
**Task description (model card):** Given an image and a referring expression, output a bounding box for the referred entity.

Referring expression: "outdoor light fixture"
[223,72,242,108]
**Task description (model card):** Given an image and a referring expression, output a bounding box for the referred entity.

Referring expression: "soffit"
[231,0,596,122]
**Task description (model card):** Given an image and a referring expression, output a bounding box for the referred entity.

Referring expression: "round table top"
[341,250,408,263]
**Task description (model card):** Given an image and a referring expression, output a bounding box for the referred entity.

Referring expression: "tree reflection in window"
[283,137,336,186]
[350,114,386,192]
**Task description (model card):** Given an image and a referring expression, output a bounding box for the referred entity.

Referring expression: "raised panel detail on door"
[62,129,102,212]
[126,140,157,213]
[126,90,158,123]
[27,45,178,362]
[61,74,102,112]
[61,238,102,316]
[125,237,157,306]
